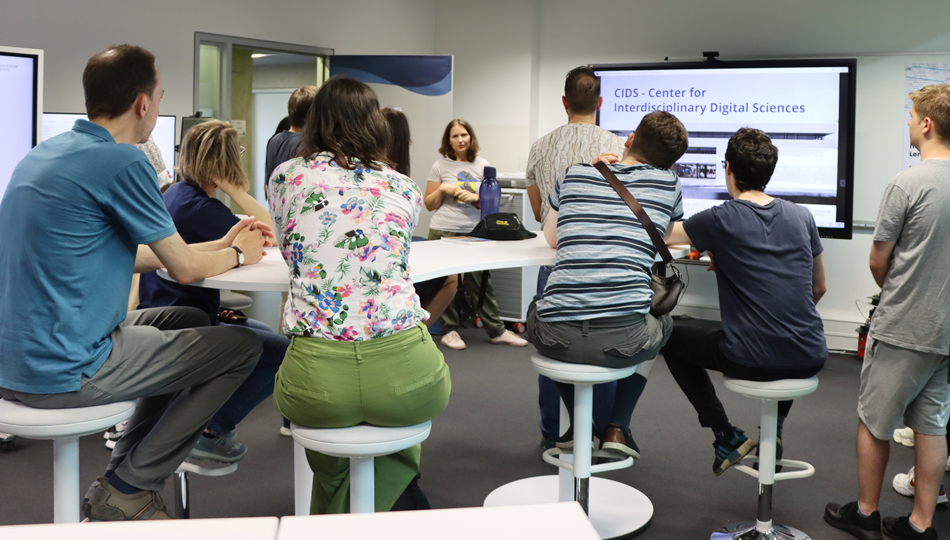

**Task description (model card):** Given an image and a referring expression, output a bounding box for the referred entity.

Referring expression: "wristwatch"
[230,245,245,267]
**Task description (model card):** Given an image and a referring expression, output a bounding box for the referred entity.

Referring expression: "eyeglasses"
[239,146,246,156]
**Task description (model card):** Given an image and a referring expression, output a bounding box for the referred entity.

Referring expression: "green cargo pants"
[427,228,506,338]
[274,323,451,513]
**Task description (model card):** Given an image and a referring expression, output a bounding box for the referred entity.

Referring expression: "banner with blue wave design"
[329,56,452,96]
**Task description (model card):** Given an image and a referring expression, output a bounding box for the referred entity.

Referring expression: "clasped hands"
[221,217,274,266]
[439,182,479,205]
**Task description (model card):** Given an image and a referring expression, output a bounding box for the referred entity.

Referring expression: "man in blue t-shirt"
[0,45,268,521]
[663,128,828,476]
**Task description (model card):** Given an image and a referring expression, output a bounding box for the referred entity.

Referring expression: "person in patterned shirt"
[269,77,451,514]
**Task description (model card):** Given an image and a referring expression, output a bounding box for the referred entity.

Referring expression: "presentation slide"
[597,66,850,230]
[0,54,36,200]
[42,113,177,178]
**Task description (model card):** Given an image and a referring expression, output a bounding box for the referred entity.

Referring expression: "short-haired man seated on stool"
[0,44,269,521]
[663,127,828,476]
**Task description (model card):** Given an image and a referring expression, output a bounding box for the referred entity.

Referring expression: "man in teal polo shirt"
[0,45,268,521]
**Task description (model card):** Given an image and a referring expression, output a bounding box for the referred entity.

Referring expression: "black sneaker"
[554,422,597,450]
[712,427,756,476]
[555,428,574,449]
[824,501,882,540]
[539,436,556,454]
[882,516,936,540]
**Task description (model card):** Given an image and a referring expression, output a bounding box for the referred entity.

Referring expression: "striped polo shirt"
[536,162,683,321]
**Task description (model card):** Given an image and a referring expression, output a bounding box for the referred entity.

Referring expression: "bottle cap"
[483,166,496,178]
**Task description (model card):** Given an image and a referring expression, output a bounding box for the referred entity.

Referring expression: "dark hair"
[627,111,689,169]
[287,86,318,128]
[83,45,158,121]
[724,128,778,192]
[273,116,290,135]
[382,108,411,176]
[438,119,479,162]
[298,77,392,171]
[564,66,600,115]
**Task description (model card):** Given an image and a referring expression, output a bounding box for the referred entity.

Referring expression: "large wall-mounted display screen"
[0,47,42,201]
[593,59,856,239]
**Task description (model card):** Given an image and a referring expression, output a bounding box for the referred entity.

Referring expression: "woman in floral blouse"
[269,77,451,514]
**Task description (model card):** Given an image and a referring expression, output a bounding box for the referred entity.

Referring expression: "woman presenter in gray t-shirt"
[423,118,527,351]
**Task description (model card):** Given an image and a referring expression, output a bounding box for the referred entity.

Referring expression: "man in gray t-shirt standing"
[826,83,950,540]
[526,67,627,453]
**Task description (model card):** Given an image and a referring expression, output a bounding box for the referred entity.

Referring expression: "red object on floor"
[857,327,868,358]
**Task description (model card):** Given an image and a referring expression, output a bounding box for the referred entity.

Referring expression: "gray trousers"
[0,307,261,492]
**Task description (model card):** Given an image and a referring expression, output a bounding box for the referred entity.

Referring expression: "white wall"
[434,0,536,173]
[0,0,438,125]
[435,0,950,350]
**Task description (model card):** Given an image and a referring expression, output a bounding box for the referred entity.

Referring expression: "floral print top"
[269,152,428,341]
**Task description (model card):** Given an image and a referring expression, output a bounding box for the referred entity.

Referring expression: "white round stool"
[484,354,653,539]
[291,421,432,514]
[0,398,136,523]
[711,376,819,540]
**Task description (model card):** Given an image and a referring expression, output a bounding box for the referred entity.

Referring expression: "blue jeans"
[535,266,618,441]
[206,317,289,435]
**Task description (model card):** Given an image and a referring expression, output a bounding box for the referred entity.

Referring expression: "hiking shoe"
[824,501,882,540]
[892,467,948,504]
[882,515,936,540]
[441,331,466,350]
[601,424,641,460]
[103,420,129,450]
[189,431,247,463]
[490,330,528,347]
[83,477,173,521]
[713,428,756,476]
[893,427,915,448]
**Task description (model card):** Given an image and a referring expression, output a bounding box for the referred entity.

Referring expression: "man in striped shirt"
[526,66,627,453]
[527,110,687,458]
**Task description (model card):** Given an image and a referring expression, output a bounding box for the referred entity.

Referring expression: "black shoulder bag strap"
[593,161,673,263]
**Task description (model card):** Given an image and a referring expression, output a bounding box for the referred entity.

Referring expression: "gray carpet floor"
[1,325,946,539]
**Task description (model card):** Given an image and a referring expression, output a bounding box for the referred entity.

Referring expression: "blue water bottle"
[479,166,501,219]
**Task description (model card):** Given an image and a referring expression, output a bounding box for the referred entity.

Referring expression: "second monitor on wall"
[41,113,177,179]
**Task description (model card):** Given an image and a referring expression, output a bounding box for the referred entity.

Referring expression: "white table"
[156,236,686,533]
[0,517,278,540]
[159,236,688,291]
[277,502,599,540]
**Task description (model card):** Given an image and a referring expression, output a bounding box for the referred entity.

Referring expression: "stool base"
[174,460,239,518]
[484,475,653,539]
[712,522,810,540]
